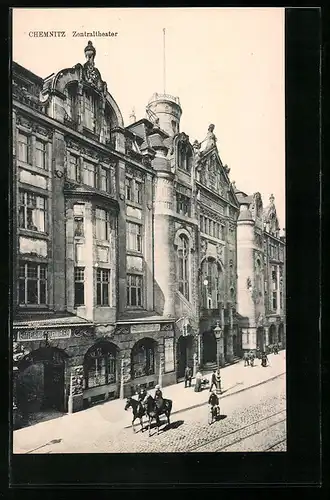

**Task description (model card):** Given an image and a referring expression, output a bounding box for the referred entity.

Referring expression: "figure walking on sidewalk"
[184,366,192,388]
[215,367,222,395]
[209,369,217,392]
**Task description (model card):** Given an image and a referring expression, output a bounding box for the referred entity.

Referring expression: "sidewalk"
[13,351,286,454]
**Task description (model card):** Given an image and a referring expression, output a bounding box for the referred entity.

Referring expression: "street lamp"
[214,321,222,368]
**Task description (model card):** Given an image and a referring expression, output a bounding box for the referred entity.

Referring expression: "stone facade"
[12,42,285,423]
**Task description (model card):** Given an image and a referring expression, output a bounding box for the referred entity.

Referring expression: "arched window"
[84,342,117,389]
[177,234,189,299]
[131,339,156,379]
[83,89,98,132]
[201,257,223,308]
[255,259,262,296]
[64,83,77,122]
[178,140,192,172]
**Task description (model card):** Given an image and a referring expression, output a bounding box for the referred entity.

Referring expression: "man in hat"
[154,384,163,410]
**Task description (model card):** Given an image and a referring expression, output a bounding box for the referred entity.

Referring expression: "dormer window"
[177,137,193,173]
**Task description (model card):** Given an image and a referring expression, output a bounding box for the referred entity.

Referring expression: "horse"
[124,397,146,433]
[144,394,173,436]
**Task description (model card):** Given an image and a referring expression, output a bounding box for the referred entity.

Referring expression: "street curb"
[168,371,286,418]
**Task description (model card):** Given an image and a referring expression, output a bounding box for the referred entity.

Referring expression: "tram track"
[187,408,286,452]
[265,438,287,451]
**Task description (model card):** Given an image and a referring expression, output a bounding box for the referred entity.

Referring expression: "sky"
[12,7,285,229]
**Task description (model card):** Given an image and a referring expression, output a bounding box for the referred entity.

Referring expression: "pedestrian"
[194,370,202,392]
[208,390,220,418]
[215,367,222,394]
[261,351,269,367]
[184,366,192,388]
[256,347,261,359]
[249,351,255,367]
[243,351,250,366]
[209,369,217,392]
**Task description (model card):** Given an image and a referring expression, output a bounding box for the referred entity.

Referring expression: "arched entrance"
[177,334,194,379]
[16,347,67,415]
[202,330,217,365]
[269,324,276,345]
[84,341,119,390]
[278,323,284,346]
[256,327,264,351]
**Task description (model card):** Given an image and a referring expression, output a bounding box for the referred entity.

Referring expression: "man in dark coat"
[154,384,163,410]
[184,366,192,388]
[208,390,220,417]
[209,369,217,392]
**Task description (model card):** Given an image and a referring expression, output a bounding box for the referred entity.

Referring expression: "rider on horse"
[154,384,163,410]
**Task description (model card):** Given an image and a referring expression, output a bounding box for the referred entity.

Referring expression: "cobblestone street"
[13,351,286,454]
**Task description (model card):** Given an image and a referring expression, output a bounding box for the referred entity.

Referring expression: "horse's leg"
[132,416,136,433]
[140,417,144,432]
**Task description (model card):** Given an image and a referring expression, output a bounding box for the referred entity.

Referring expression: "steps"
[201,356,242,374]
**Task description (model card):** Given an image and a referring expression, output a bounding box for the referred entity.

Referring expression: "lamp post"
[214,321,223,368]
[119,357,125,399]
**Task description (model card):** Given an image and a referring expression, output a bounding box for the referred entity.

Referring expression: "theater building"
[12,41,285,425]
[235,187,286,353]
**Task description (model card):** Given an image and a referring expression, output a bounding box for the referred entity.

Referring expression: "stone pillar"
[264,326,269,349]
[226,306,234,362]
[276,265,281,315]
[157,338,164,387]
[119,358,125,399]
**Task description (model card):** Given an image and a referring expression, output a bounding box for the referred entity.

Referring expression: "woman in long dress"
[215,368,222,395]
[194,370,202,392]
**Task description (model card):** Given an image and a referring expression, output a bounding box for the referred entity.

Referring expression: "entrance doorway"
[202,330,217,365]
[177,335,194,379]
[278,323,284,345]
[17,347,67,417]
[256,327,264,351]
[269,324,276,345]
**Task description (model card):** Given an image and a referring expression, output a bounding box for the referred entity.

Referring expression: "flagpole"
[163,28,166,94]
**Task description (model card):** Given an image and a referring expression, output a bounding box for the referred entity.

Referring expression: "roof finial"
[270,193,275,204]
[84,41,96,65]
[129,107,136,124]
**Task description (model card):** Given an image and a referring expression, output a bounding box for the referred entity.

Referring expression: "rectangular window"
[35,139,47,169]
[135,181,143,205]
[176,194,191,217]
[95,208,111,241]
[272,291,277,311]
[19,190,47,233]
[68,154,80,182]
[127,274,143,307]
[17,132,31,163]
[73,204,84,237]
[125,177,133,201]
[19,262,47,305]
[100,166,111,193]
[126,222,142,252]
[83,161,97,188]
[200,216,204,233]
[96,268,110,306]
[83,92,96,132]
[74,267,85,306]
[205,218,210,235]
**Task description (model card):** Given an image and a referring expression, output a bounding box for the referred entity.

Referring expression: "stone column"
[226,306,234,362]
[276,265,281,315]
[119,358,125,399]
[264,326,269,349]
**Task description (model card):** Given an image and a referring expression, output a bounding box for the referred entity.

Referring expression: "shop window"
[19,190,47,233]
[131,339,155,379]
[19,262,47,305]
[84,343,117,389]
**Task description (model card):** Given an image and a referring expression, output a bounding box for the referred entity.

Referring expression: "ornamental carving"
[216,243,224,260]
[115,326,130,336]
[160,323,174,332]
[71,366,84,396]
[200,239,207,258]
